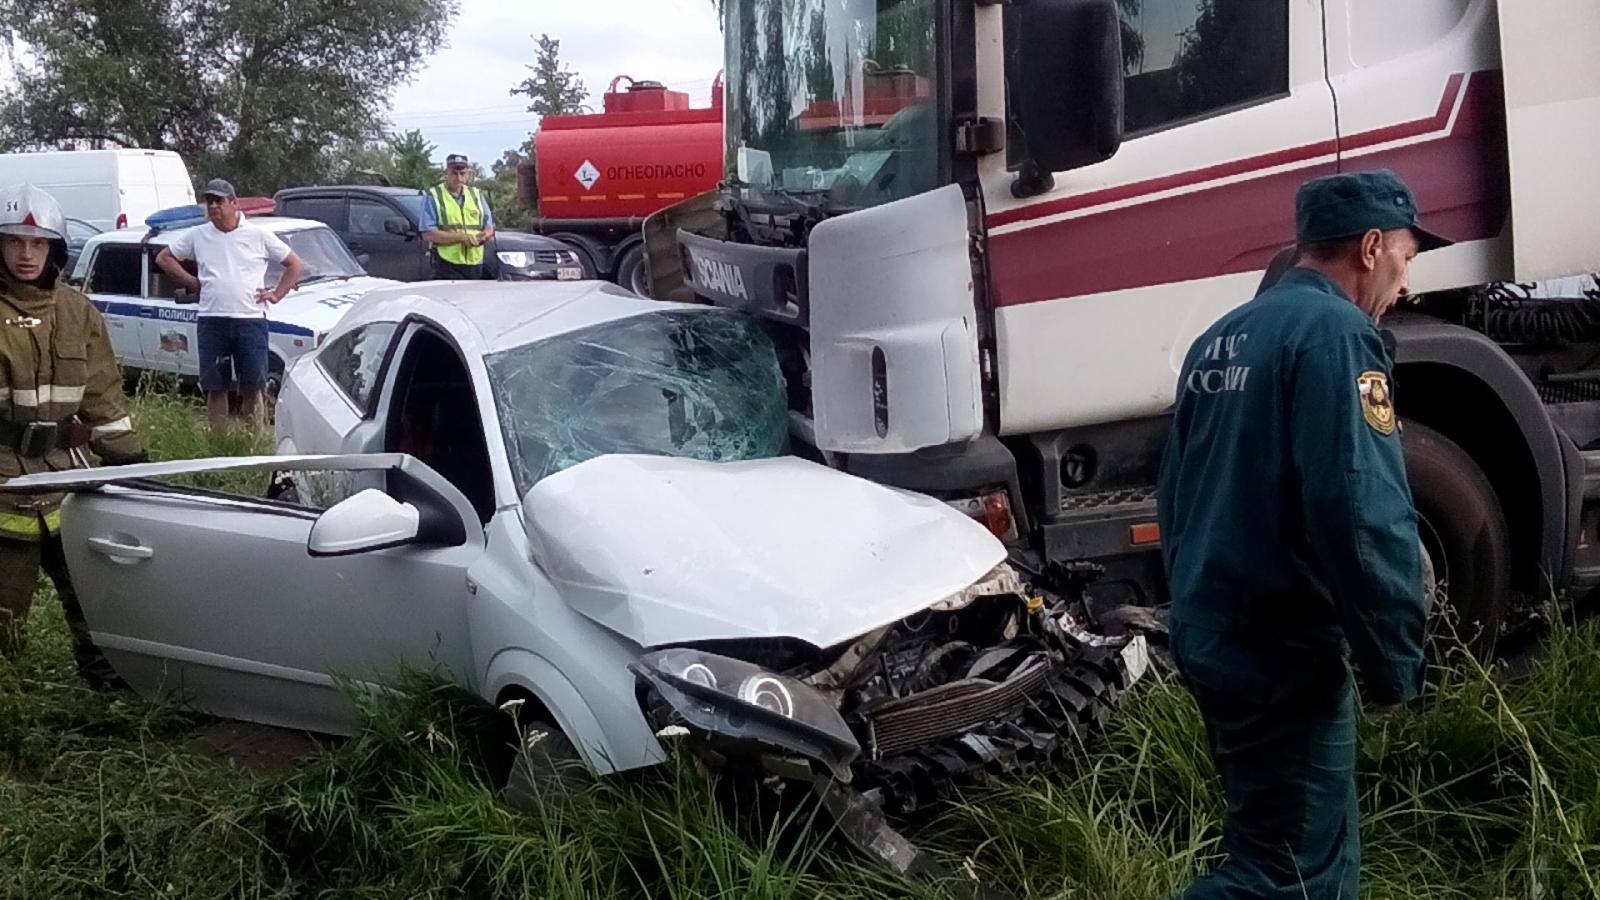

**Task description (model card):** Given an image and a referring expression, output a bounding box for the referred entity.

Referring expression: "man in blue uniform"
[1157,169,1447,898]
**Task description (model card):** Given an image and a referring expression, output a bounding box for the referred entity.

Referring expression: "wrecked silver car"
[3,281,1147,846]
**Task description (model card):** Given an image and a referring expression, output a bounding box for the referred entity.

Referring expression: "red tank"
[529,76,723,221]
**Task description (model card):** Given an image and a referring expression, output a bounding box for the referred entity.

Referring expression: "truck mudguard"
[1387,314,1572,585]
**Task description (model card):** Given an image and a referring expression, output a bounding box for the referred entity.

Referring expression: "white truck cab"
[663,0,1600,643]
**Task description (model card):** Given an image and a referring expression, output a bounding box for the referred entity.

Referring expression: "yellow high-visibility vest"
[430,184,486,266]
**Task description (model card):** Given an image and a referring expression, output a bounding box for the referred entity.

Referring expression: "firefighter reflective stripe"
[0,509,59,537]
[9,385,85,406]
[91,416,133,438]
[430,185,485,266]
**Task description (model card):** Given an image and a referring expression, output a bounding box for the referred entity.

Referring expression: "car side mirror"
[1005,0,1124,198]
[307,488,420,556]
[384,217,413,237]
[356,252,371,266]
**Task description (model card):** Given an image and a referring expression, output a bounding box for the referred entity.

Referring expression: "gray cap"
[445,153,470,169]
[201,178,237,199]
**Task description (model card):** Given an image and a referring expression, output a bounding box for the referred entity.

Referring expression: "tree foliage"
[388,129,440,190]
[510,34,589,117]
[0,0,459,194]
[1171,0,1286,114]
[504,33,587,222]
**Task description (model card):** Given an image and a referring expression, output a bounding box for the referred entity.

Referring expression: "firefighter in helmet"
[0,183,146,686]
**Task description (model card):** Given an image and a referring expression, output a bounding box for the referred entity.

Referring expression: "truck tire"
[616,244,648,296]
[1401,422,1511,651]
[566,242,600,280]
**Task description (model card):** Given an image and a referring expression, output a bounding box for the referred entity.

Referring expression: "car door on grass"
[30,456,484,735]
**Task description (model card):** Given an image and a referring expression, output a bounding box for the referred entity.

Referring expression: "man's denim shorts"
[196,316,270,392]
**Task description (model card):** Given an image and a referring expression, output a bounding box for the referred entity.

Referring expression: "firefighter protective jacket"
[0,271,145,537]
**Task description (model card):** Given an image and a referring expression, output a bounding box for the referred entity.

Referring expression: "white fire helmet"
[0,183,68,242]
[0,183,70,276]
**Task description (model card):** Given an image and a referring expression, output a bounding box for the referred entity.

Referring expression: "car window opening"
[84,245,144,295]
[145,247,196,299]
[387,329,495,523]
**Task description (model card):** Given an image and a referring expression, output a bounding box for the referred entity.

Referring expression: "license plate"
[557,267,583,281]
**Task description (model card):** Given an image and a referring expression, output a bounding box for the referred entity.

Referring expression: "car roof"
[341,280,711,354]
[276,185,424,197]
[82,216,327,247]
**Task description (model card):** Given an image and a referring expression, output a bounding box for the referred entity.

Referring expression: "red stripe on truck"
[986,74,1465,231]
[987,72,1508,307]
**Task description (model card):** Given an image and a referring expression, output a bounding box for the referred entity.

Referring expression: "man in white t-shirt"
[156,178,302,427]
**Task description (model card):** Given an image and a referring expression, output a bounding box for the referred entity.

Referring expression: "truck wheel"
[567,243,599,280]
[1402,422,1511,652]
[616,244,649,295]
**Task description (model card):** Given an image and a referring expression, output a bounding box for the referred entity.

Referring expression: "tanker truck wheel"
[1401,422,1511,654]
[616,244,649,296]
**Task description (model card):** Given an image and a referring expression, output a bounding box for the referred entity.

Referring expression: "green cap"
[1295,169,1451,252]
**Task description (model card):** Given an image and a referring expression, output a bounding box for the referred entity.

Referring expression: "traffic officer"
[0,183,146,687]
[1156,169,1444,898]
[421,153,496,279]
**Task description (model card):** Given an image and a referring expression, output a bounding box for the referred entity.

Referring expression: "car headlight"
[497,251,530,269]
[633,648,860,777]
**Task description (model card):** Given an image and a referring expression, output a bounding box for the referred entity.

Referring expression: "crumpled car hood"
[524,454,1006,649]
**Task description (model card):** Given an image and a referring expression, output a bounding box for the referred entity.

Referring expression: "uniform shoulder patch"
[1357,370,1396,435]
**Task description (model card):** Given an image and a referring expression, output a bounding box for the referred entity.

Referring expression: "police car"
[68,213,398,395]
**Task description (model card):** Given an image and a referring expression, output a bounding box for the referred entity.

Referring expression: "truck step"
[1045,486,1160,560]
[1582,449,1600,501]
[1537,380,1600,405]
[1059,485,1157,513]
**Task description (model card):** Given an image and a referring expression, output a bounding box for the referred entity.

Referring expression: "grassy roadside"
[1,388,1598,898]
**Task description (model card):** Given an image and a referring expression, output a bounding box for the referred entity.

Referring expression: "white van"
[0,149,195,231]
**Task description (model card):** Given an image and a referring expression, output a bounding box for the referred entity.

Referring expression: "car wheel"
[616,244,649,296]
[264,357,286,403]
[1401,422,1512,653]
[500,718,584,809]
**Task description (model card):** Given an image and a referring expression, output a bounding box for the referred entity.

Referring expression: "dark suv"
[273,185,584,282]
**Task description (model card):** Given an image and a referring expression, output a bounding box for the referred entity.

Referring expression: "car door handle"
[87,536,154,561]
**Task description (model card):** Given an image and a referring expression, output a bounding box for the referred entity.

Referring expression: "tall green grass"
[0,386,1596,897]
[7,604,1598,898]
[127,375,274,495]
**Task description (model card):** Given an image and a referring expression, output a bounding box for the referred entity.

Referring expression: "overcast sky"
[389,0,724,166]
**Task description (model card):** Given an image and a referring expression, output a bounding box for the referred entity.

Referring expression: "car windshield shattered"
[487,310,790,493]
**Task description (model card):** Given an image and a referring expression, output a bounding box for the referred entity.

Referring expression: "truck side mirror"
[384,217,413,237]
[1006,0,1125,198]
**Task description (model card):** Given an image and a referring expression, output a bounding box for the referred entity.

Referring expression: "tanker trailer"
[522,75,723,293]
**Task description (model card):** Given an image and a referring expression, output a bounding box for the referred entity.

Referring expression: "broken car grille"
[866,659,1051,758]
[857,643,1136,815]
